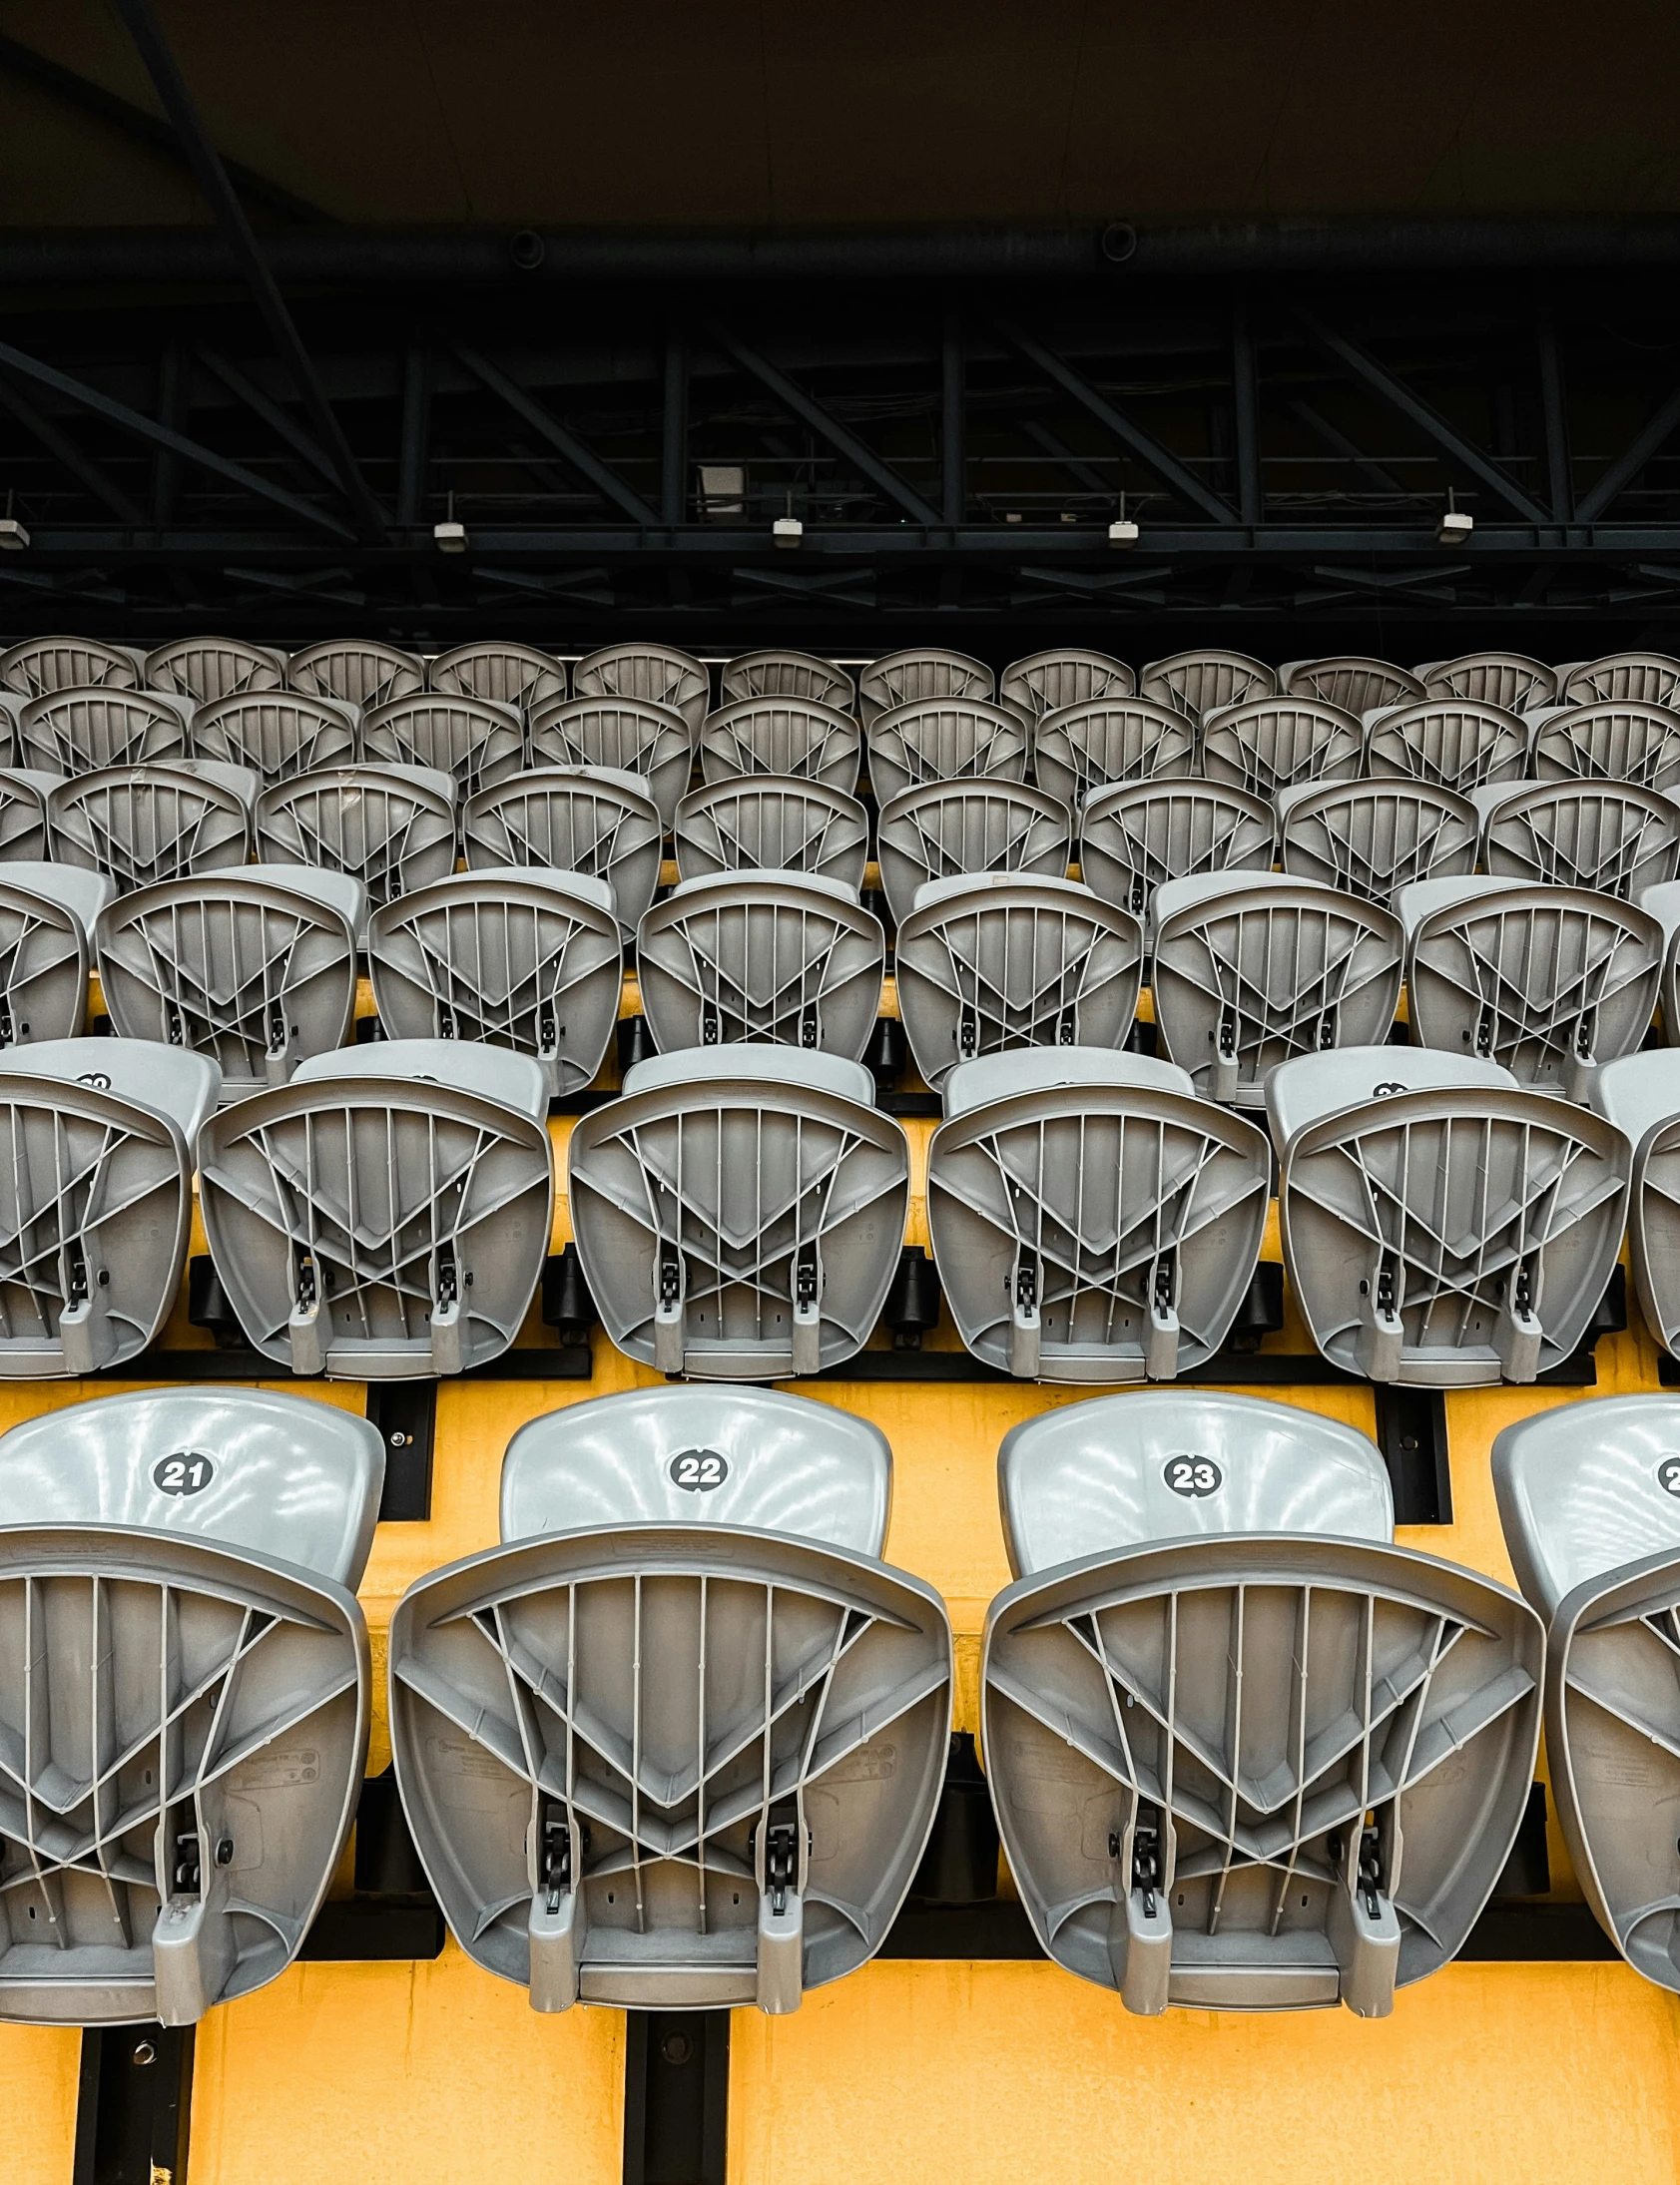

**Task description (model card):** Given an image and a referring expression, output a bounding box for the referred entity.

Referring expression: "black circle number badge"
[1658,1456,1680,1498]
[669,1448,729,1493]
[153,1451,216,1497]
[1164,1453,1223,1499]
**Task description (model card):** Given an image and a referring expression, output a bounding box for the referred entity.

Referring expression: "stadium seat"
[367,866,621,1097]
[0,1039,217,1375]
[197,1040,553,1378]
[1558,652,1680,709]
[1271,1045,1629,1384]
[893,875,1142,1087]
[1280,656,1424,713]
[1641,877,1680,1042]
[925,1049,1269,1378]
[1364,696,1532,791]
[254,764,457,911]
[984,1390,1541,2014]
[0,769,52,859]
[426,640,566,714]
[47,762,257,889]
[636,871,884,1059]
[864,697,1029,807]
[387,1384,950,2012]
[361,692,524,799]
[1400,877,1663,1095]
[719,647,856,711]
[0,861,113,1045]
[461,765,664,933]
[1493,1395,1680,1992]
[529,693,696,824]
[567,1045,908,1378]
[1076,778,1275,919]
[1136,648,1276,721]
[285,638,424,709]
[190,689,357,782]
[145,636,286,703]
[674,778,869,888]
[1593,1052,1680,1358]
[698,695,860,794]
[572,642,708,732]
[0,636,142,698]
[1198,694,1365,797]
[18,686,191,774]
[1149,872,1405,1106]
[95,867,363,1099]
[999,647,1135,720]
[1028,694,1196,809]
[1474,779,1680,898]
[1276,778,1479,900]
[0,1386,379,2024]
[1529,698,1680,791]
[1418,651,1559,711]
[857,647,993,728]
[875,780,1071,926]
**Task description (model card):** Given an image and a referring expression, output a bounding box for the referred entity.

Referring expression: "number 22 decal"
[153,1452,216,1497]
[670,1449,729,1492]
[1164,1455,1222,1499]
[1658,1456,1680,1498]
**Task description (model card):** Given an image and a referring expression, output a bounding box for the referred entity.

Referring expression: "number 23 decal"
[1164,1455,1222,1498]
[670,1449,729,1492]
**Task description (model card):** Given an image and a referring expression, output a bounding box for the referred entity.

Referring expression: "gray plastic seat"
[926,1050,1269,1380]
[1272,1045,1629,1384]
[698,696,860,795]
[529,694,696,825]
[1475,780,1680,900]
[1150,872,1404,1107]
[0,1386,379,2025]
[567,1045,909,1380]
[285,639,424,710]
[1029,696,1196,811]
[856,648,992,729]
[1365,697,1530,791]
[673,779,868,889]
[0,1038,218,1376]
[1400,877,1663,1096]
[190,690,357,784]
[1077,779,1276,920]
[367,866,621,1098]
[0,862,113,1047]
[894,876,1142,1089]
[636,872,884,1060]
[0,637,141,698]
[875,780,1071,927]
[95,867,363,1101]
[864,698,1029,809]
[47,763,257,891]
[1641,877,1680,1046]
[985,1389,1541,2015]
[1419,653,1558,712]
[362,693,524,800]
[1560,653,1680,709]
[1137,649,1276,723]
[0,770,52,860]
[1276,779,1479,902]
[1279,657,1423,714]
[1000,649,1135,722]
[573,643,709,734]
[461,766,664,934]
[1530,700,1680,793]
[1492,1395,1680,1991]
[254,765,457,912]
[720,649,855,712]
[388,1384,950,2013]
[198,1039,553,1379]
[145,637,286,704]
[18,688,192,776]
[427,641,565,715]
[1594,1054,1680,1357]
[1199,696,1365,799]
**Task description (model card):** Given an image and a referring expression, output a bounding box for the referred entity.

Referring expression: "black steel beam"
[0,372,146,524]
[660,330,687,527]
[451,345,656,526]
[1296,306,1551,523]
[1575,381,1680,524]
[1285,397,1415,505]
[194,346,341,488]
[396,348,429,526]
[1536,316,1574,523]
[1231,295,1262,526]
[703,320,943,527]
[942,309,965,526]
[995,318,1238,525]
[1018,419,1114,499]
[110,0,386,537]
[0,31,327,226]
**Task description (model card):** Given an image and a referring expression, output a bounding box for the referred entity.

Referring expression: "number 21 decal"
[1164,1454,1222,1499]
[153,1452,216,1497]
[670,1449,729,1492]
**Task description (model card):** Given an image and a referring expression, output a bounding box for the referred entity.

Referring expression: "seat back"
[191,691,357,782]
[876,780,1071,926]
[461,767,664,931]
[572,643,708,730]
[856,647,992,727]
[1279,657,1423,714]
[1199,696,1364,798]
[146,638,285,704]
[1478,780,1680,900]
[528,694,696,823]
[362,693,524,799]
[1365,697,1530,791]
[999,648,1134,721]
[1419,652,1557,712]
[1595,1053,1680,1357]
[285,639,424,709]
[698,695,860,794]
[1276,779,1479,901]
[1077,779,1275,919]
[0,637,140,698]
[865,698,1029,807]
[719,649,855,712]
[254,764,457,911]
[1136,649,1275,722]
[426,641,565,714]
[0,862,112,1047]
[47,764,255,889]
[674,779,869,889]
[1530,700,1680,792]
[1560,652,1680,709]
[1029,695,1196,809]
[18,688,191,775]
[0,770,50,860]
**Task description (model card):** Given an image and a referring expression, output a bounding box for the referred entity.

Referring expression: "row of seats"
[2,1380,1673,2024]
[0,1022,1676,1389]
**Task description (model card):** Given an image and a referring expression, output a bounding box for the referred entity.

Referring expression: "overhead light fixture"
[1108,492,1139,547]
[0,490,29,552]
[433,490,466,554]
[1437,488,1473,545]
[773,490,803,549]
